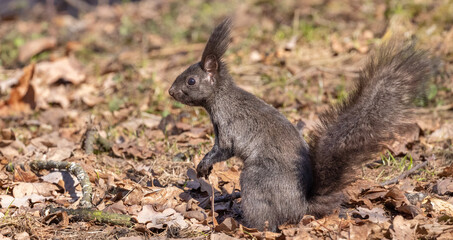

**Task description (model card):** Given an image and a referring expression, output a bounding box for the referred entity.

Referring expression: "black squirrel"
[168,18,431,231]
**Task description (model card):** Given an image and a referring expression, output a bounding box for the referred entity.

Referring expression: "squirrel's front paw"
[196,161,213,178]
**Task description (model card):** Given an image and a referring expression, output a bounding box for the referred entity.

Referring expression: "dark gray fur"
[168,18,431,231]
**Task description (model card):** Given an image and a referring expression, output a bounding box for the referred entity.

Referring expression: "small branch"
[30,160,93,208]
[82,121,113,154]
[83,123,96,155]
[209,176,217,228]
[44,206,134,227]
[380,161,429,186]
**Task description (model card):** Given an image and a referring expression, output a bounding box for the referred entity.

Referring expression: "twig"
[44,206,133,227]
[29,160,93,208]
[209,176,217,229]
[83,123,96,155]
[380,161,429,186]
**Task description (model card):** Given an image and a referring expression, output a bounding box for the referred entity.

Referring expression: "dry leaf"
[104,200,128,214]
[13,231,30,240]
[121,114,162,132]
[136,205,188,229]
[142,186,183,209]
[211,233,237,240]
[0,194,48,208]
[0,139,27,159]
[385,187,411,207]
[353,207,389,223]
[429,123,453,142]
[118,237,145,240]
[13,182,59,198]
[34,57,85,85]
[349,224,371,240]
[390,215,415,240]
[0,63,36,114]
[19,37,57,63]
[14,167,39,182]
[434,178,453,195]
[30,131,75,149]
[124,187,144,206]
[112,142,155,160]
[214,217,238,233]
[423,197,453,215]
[47,147,73,161]
[439,163,453,177]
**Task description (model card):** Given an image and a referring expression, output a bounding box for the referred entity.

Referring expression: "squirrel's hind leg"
[240,164,307,232]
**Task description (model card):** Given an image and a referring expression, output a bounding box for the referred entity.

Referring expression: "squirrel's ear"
[204,55,218,75]
[201,18,232,74]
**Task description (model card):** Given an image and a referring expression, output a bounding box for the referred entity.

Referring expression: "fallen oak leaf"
[439,163,453,177]
[0,194,49,208]
[112,142,155,160]
[7,63,35,106]
[422,196,453,215]
[353,207,390,224]
[211,233,240,240]
[141,186,183,209]
[214,217,238,233]
[13,182,60,198]
[385,187,411,207]
[103,200,128,215]
[390,215,415,240]
[0,63,36,115]
[43,210,70,227]
[13,167,39,182]
[136,205,188,229]
[349,224,372,240]
[433,178,453,196]
[428,123,453,143]
[34,57,85,85]
[120,114,162,132]
[0,139,27,159]
[384,187,421,217]
[18,37,57,63]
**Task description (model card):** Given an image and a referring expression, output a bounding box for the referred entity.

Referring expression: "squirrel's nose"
[168,87,175,97]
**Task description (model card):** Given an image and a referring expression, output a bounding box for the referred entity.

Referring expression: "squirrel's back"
[307,40,431,216]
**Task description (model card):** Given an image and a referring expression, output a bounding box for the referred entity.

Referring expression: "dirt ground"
[0,0,453,239]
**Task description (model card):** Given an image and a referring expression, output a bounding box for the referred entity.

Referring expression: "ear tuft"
[201,18,232,72]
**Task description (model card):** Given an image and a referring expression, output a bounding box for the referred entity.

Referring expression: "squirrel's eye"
[188,78,196,85]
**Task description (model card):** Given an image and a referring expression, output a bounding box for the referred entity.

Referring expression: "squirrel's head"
[169,18,232,107]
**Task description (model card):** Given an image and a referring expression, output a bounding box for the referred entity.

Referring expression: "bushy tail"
[306,40,431,216]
